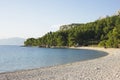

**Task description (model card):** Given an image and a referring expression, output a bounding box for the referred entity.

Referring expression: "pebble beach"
[0,47,120,80]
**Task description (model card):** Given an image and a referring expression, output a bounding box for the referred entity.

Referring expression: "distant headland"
[0,37,25,45]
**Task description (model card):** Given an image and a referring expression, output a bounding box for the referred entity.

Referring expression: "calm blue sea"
[0,45,107,73]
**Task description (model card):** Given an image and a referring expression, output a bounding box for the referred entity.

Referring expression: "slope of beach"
[0,47,120,80]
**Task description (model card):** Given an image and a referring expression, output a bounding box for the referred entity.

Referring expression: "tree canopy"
[24,15,120,48]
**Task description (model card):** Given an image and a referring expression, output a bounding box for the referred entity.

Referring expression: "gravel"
[0,47,120,80]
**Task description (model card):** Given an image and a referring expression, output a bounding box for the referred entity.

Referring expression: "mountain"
[0,37,25,45]
[59,23,81,31]
[24,10,120,48]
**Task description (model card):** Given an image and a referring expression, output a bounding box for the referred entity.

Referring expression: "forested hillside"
[24,13,120,48]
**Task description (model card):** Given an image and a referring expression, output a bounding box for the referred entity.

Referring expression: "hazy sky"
[0,0,120,39]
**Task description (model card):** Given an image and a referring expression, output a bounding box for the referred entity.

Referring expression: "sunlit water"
[0,45,107,73]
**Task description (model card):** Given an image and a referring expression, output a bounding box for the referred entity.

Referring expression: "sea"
[0,45,107,73]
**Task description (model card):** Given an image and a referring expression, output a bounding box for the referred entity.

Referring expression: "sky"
[0,0,120,39]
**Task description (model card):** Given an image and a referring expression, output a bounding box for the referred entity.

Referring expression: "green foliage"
[24,38,38,46]
[24,15,120,48]
[98,40,106,47]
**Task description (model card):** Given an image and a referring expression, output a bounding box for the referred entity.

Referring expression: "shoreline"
[0,47,120,80]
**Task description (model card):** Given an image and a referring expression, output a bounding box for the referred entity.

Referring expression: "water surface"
[0,45,107,73]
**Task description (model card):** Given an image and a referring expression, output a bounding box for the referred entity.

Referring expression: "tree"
[24,14,120,48]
